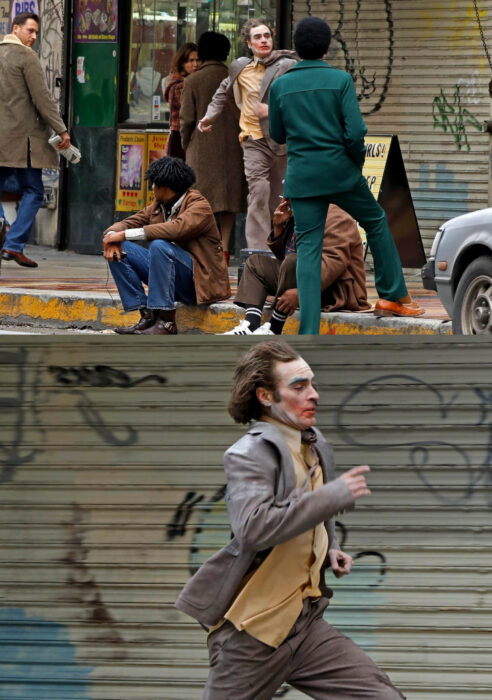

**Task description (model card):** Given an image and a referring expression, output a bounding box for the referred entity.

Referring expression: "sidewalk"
[0,244,451,334]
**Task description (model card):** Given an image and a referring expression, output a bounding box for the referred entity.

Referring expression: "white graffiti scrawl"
[40,0,64,104]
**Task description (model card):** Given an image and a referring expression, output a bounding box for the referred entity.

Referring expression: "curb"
[0,288,452,335]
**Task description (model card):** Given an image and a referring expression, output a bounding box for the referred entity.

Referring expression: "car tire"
[452,255,492,334]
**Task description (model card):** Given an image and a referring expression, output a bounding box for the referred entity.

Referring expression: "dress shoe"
[138,319,178,335]
[114,308,155,334]
[1,249,38,267]
[137,309,178,335]
[374,299,424,317]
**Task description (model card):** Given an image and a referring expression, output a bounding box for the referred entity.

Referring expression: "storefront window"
[126,0,278,125]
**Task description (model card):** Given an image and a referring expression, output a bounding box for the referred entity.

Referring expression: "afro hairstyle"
[145,157,196,195]
[198,31,231,62]
[294,17,331,60]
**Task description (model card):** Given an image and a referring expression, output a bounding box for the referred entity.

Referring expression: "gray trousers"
[203,598,406,700]
[242,137,287,250]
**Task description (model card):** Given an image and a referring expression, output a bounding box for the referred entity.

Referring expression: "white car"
[422,208,492,334]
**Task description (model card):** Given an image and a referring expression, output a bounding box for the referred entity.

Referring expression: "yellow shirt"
[224,417,329,648]
[237,59,265,142]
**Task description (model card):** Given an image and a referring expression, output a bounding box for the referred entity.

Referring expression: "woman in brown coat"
[180,32,247,262]
[163,42,199,160]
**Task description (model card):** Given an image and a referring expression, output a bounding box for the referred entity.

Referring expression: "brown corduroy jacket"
[267,203,371,312]
[104,189,231,305]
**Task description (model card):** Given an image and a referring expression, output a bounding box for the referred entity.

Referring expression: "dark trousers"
[203,598,405,700]
[235,253,297,309]
[291,177,408,334]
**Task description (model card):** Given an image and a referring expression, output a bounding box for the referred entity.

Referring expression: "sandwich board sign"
[361,134,426,268]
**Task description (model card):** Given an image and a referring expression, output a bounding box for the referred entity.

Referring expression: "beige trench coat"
[180,61,247,214]
[0,34,67,169]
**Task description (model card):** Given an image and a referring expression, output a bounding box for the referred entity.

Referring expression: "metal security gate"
[0,336,491,699]
[290,0,492,255]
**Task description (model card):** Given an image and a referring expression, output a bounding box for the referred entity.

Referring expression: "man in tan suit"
[176,340,406,699]
[0,12,70,267]
[197,18,296,249]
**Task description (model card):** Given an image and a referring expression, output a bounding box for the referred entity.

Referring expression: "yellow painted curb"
[0,291,450,335]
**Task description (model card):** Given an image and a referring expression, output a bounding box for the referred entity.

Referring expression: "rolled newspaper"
[48,134,82,164]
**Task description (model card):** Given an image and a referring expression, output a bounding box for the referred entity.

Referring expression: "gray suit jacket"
[202,50,297,156]
[175,421,354,627]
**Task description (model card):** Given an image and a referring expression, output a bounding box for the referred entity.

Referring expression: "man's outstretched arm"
[224,442,370,551]
[197,76,232,132]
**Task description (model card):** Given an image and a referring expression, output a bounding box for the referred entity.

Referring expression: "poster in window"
[116,132,147,212]
[75,0,118,43]
[145,132,169,205]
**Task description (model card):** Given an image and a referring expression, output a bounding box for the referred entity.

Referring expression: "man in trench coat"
[175,340,406,699]
[0,12,70,268]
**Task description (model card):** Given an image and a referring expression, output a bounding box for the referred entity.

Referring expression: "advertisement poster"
[116,132,147,212]
[359,135,392,252]
[10,0,39,27]
[145,132,169,205]
[75,0,118,42]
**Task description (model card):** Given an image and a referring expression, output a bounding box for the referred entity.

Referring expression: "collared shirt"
[124,191,187,240]
[223,415,328,648]
[237,58,265,143]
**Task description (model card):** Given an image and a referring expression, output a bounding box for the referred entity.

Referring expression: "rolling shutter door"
[0,336,491,699]
[291,1,492,255]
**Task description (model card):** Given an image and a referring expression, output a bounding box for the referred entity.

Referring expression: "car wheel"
[453,255,492,334]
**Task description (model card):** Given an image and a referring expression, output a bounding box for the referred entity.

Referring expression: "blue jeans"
[0,163,44,252]
[108,239,197,311]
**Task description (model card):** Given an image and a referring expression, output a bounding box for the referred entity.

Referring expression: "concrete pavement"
[0,244,451,335]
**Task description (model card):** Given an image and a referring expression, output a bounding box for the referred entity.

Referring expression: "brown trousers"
[235,254,335,310]
[235,253,296,309]
[242,137,287,250]
[203,598,406,700]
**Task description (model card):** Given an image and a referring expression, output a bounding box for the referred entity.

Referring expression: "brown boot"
[114,308,155,334]
[137,309,178,335]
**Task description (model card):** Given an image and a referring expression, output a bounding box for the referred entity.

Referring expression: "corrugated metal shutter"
[291,1,492,255]
[0,336,491,699]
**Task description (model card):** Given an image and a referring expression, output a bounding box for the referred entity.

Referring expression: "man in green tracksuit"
[268,16,423,334]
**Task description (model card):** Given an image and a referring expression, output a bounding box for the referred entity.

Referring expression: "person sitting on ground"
[102,157,230,336]
[223,198,370,335]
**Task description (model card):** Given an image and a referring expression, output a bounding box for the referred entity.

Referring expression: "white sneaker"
[253,322,274,335]
[220,319,254,335]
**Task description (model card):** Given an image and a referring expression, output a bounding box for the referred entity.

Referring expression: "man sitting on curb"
[103,157,230,335]
[222,198,370,335]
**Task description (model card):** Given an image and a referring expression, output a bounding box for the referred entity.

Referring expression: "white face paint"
[247,24,273,59]
[269,358,319,431]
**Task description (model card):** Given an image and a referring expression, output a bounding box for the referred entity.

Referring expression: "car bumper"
[421,259,437,291]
